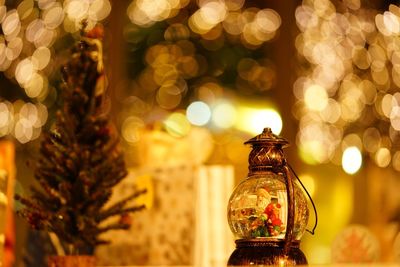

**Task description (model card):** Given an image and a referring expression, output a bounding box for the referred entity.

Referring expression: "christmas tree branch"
[97,189,147,221]
[97,222,131,234]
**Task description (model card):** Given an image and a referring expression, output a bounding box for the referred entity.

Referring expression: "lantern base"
[227,239,307,266]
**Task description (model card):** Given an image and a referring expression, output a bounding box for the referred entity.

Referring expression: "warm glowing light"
[24,73,45,98]
[381,11,400,35]
[278,258,287,267]
[293,2,400,169]
[390,106,400,130]
[186,101,211,126]
[26,19,45,42]
[320,98,341,123]
[6,37,23,60]
[14,118,33,144]
[34,28,55,48]
[127,0,177,26]
[375,147,391,168]
[189,10,214,34]
[19,103,38,126]
[0,0,112,103]
[43,3,64,29]
[127,2,151,27]
[38,0,57,10]
[66,0,90,21]
[0,103,9,128]
[156,85,182,110]
[212,101,237,129]
[304,84,328,111]
[381,94,393,118]
[0,5,6,24]
[237,107,282,135]
[199,1,227,26]
[363,127,381,153]
[15,58,35,86]
[222,12,244,35]
[298,139,330,165]
[0,101,12,137]
[123,0,283,149]
[17,0,34,20]
[88,0,111,21]
[164,112,191,138]
[9,102,45,144]
[121,116,145,143]
[342,134,362,151]
[342,146,362,174]
[225,0,245,11]
[352,46,371,70]
[32,47,51,70]
[35,103,48,127]
[255,9,281,33]
[2,10,21,38]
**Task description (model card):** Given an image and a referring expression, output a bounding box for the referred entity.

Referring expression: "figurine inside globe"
[227,172,309,240]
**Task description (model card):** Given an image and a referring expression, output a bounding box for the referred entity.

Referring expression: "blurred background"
[1,0,400,266]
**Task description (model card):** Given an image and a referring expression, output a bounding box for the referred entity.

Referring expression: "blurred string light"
[186,101,211,126]
[164,111,191,138]
[127,0,281,47]
[0,100,47,143]
[342,146,362,175]
[122,0,283,142]
[211,101,237,129]
[0,0,112,143]
[294,0,400,172]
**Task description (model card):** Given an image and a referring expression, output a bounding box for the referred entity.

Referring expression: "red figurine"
[264,199,285,236]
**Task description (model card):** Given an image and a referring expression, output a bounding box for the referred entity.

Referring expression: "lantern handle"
[288,164,318,235]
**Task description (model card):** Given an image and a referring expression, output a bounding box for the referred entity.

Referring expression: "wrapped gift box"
[96,164,234,266]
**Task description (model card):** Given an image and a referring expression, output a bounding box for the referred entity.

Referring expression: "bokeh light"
[0,0,112,106]
[122,116,145,144]
[237,107,282,135]
[186,101,211,126]
[15,58,35,86]
[374,147,391,168]
[0,101,13,138]
[304,84,328,111]
[164,112,191,138]
[342,146,362,174]
[127,0,186,27]
[122,0,283,148]
[294,0,400,172]
[0,0,114,145]
[0,100,47,143]
[212,101,237,129]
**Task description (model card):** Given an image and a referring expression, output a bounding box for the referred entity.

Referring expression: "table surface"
[96,265,400,267]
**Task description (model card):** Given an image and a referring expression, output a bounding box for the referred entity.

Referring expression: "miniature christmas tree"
[15,29,146,255]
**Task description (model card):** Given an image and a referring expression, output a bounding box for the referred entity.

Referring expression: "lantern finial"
[245,128,288,174]
[244,127,288,147]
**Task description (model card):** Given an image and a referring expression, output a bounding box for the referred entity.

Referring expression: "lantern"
[227,128,317,266]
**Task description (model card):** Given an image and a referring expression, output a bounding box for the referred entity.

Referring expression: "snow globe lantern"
[227,128,317,266]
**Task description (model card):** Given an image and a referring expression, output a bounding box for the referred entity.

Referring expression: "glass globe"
[227,172,309,240]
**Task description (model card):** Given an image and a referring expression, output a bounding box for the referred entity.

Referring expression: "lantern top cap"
[244,127,289,147]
